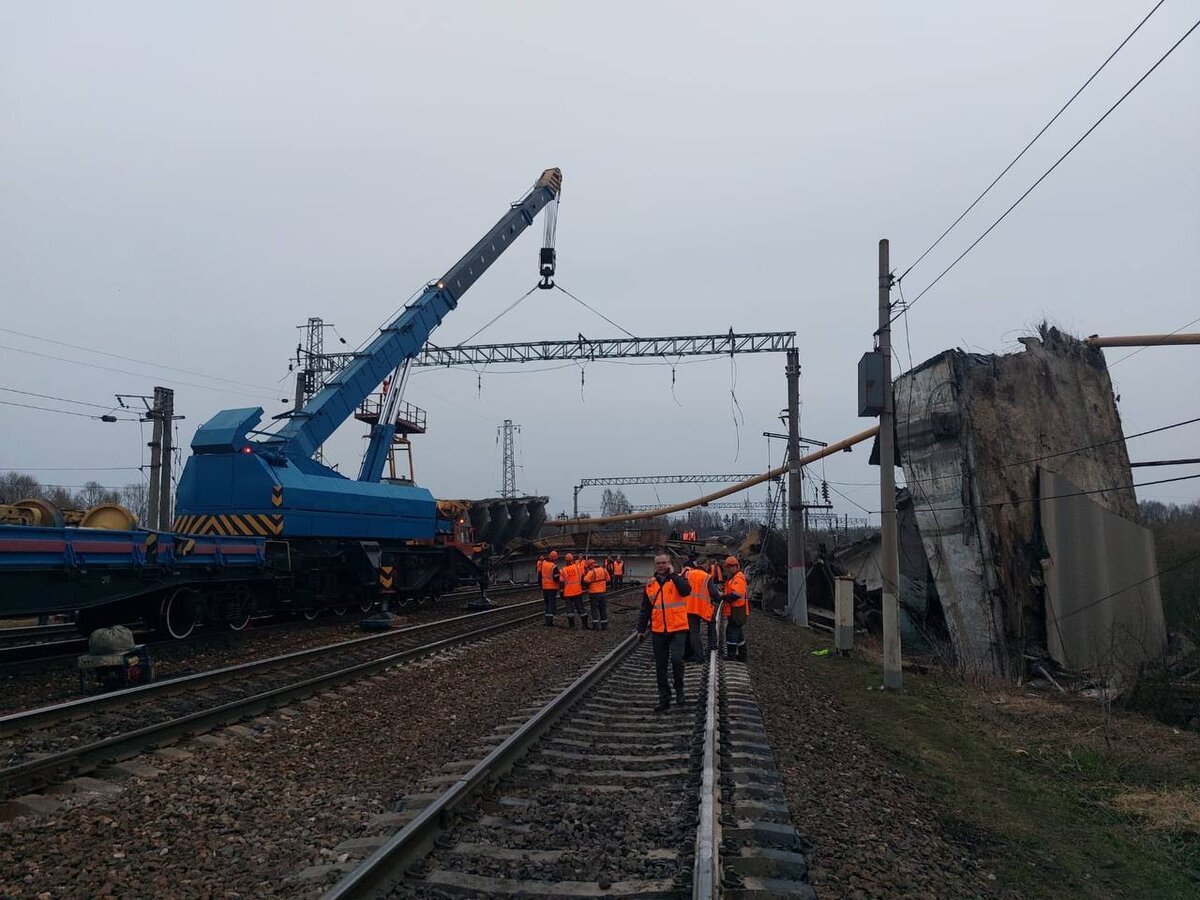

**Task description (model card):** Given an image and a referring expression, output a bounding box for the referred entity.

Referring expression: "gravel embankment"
[750,614,1005,899]
[0,590,542,717]
[0,612,629,898]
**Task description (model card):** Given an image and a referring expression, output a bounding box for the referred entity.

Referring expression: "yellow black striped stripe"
[173,513,284,537]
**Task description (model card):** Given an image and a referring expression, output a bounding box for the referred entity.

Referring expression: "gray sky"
[2,1,1197,520]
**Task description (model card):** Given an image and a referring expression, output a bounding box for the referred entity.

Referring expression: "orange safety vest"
[683,568,713,621]
[722,571,749,618]
[539,559,560,591]
[584,566,609,594]
[613,560,624,576]
[560,562,584,597]
[708,563,724,586]
[644,577,689,633]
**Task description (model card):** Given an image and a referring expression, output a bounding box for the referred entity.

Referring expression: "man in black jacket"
[637,553,692,712]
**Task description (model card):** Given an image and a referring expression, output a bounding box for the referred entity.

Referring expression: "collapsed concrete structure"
[895,326,1167,681]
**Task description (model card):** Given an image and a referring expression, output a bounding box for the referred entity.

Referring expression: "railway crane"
[169,168,562,627]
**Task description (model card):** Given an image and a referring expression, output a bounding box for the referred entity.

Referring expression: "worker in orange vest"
[612,556,625,586]
[721,555,749,661]
[681,558,717,662]
[559,553,586,630]
[537,550,561,627]
[637,552,692,711]
[583,559,611,630]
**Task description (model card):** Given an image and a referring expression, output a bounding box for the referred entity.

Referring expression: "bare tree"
[0,472,42,503]
[601,488,633,517]
[120,482,149,524]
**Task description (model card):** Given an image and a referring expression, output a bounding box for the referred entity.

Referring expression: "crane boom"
[177,168,562,545]
[266,168,562,463]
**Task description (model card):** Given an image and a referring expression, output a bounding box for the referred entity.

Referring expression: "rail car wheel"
[224,586,253,631]
[358,597,375,613]
[302,607,321,621]
[160,589,197,640]
[332,606,349,616]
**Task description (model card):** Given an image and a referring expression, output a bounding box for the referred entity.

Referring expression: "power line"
[897,15,1200,322]
[0,385,117,411]
[0,466,140,472]
[1054,549,1200,626]
[0,399,135,421]
[0,326,281,393]
[0,343,280,404]
[898,413,1200,489]
[898,0,1167,283]
[888,472,1200,517]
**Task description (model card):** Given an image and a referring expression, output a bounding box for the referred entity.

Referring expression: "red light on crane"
[241,446,253,455]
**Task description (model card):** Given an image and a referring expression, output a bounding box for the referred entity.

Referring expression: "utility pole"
[156,387,174,530]
[133,387,178,531]
[878,239,902,689]
[146,398,164,531]
[498,419,520,498]
[785,348,808,626]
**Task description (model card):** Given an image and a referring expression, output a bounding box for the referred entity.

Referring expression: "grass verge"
[784,625,1200,899]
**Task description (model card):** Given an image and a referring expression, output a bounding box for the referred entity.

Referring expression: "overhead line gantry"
[416,330,795,367]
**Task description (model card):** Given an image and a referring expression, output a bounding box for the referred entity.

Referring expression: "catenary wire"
[895,15,1200,322]
[0,399,137,421]
[1054,549,1200,626]
[897,0,1167,283]
[867,472,1200,516]
[0,466,140,472]
[0,386,119,411]
[0,343,280,403]
[0,326,281,394]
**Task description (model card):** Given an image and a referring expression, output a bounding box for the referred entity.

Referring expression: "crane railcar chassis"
[0,524,485,640]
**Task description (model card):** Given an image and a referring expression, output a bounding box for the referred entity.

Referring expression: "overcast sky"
[2,1,1197,521]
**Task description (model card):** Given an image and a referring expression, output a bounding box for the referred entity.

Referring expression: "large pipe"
[551,425,880,527]
[1085,333,1200,348]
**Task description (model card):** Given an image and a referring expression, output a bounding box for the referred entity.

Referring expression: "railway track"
[0,582,542,672]
[0,596,557,802]
[320,636,815,899]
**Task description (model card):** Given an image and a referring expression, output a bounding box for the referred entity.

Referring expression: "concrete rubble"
[894,324,1167,681]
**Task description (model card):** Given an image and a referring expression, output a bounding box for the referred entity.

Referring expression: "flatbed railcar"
[0,518,484,639]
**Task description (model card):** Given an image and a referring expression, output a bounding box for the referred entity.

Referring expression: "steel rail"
[323,632,641,900]
[692,650,721,898]
[0,584,538,670]
[0,600,541,739]
[0,611,542,800]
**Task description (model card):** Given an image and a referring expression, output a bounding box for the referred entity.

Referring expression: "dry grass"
[1115,789,1200,832]
[799,627,1200,898]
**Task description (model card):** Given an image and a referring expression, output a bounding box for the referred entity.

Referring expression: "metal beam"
[417,331,795,367]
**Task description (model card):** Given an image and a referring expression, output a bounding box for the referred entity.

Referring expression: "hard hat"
[565,553,574,562]
[549,550,559,560]
[724,556,740,567]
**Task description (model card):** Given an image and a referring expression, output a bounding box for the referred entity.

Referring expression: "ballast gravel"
[0,590,542,717]
[0,613,629,898]
[750,613,1004,899]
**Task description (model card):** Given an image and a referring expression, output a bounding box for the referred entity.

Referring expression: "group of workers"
[533,548,750,713]
[636,553,748,711]
[535,551,626,631]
